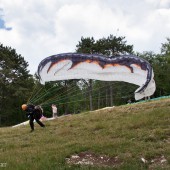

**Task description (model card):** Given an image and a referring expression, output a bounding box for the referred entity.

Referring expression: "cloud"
[0,10,12,30]
[0,0,169,74]
[145,0,170,9]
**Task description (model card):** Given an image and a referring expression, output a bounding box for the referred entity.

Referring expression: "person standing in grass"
[51,104,58,118]
[21,104,45,132]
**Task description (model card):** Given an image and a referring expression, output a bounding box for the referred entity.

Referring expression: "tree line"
[0,36,170,126]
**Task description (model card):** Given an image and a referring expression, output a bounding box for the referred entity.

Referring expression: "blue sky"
[0,17,12,30]
[0,0,170,74]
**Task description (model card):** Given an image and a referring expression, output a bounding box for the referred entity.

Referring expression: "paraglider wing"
[37,53,156,100]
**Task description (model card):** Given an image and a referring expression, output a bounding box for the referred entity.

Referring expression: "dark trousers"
[29,115,45,130]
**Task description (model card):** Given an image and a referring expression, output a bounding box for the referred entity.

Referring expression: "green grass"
[0,99,170,170]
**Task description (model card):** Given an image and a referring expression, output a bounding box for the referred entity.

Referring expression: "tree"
[76,37,95,110]
[95,35,133,55]
[75,35,134,109]
[161,38,170,55]
[137,37,170,98]
[159,38,170,95]
[95,35,133,106]
[0,43,34,126]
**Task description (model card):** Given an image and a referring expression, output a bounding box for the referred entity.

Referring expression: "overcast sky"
[0,0,170,74]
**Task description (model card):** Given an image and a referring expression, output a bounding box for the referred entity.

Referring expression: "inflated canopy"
[37,53,156,100]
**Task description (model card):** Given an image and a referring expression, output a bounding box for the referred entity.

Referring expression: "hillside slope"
[0,99,170,170]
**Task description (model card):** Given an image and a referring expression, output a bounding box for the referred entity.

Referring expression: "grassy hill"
[0,99,170,170]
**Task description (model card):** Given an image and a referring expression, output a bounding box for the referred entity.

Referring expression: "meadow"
[0,99,170,170]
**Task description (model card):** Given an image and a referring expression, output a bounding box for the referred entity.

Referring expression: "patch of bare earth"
[66,151,122,168]
[141,155,168,170]
[149,155,168,170]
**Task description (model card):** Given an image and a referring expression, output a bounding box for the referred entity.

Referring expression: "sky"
[0,0,170,74]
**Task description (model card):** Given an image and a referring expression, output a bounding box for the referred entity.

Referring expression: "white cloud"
[0,0,169,74]
[146,0,170,9]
